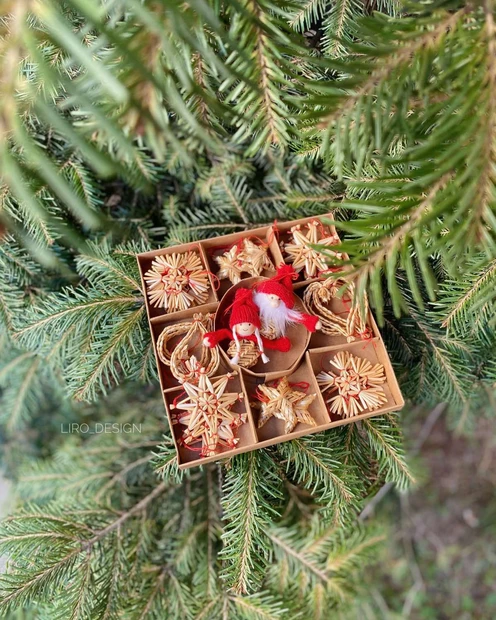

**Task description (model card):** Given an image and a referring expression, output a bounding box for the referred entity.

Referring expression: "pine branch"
[276,434,359,524]
[220,451,283,594]
[323,0,363,58]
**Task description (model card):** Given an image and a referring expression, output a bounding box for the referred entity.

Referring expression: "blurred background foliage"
[0,0,495,617]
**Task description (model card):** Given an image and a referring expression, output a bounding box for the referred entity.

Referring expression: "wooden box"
[136,214,404,469]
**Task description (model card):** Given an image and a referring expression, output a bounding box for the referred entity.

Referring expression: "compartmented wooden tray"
[136,214,405,469]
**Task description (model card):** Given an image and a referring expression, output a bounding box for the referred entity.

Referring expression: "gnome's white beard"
[253,292,302,337]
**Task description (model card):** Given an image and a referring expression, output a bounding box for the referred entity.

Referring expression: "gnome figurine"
[253,265,322,338]
[203,288,290,366]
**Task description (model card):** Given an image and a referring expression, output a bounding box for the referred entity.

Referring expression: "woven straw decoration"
[260,323,277,340]
[226,339,260,368]
[256,376,317,434]
[283,220,342,279]
[156,313,219,382]
[144,251,209,312]
[171,370,246,457]
[303,278,370,342]
[317,351,387,418]
[215,239,274,284]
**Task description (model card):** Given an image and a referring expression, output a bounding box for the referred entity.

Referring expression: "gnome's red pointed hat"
[228,288,261,328]
[255,264,298,309]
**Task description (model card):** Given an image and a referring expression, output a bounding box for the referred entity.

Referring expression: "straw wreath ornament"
[317,351,387,418]
[171,368,246,457]
[256,376,317,434]
[303,278,370,342]
[283,220,342,278]
[144,251,209,312]
[215,238,274,284]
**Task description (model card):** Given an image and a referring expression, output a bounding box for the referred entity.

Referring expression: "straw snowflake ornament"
[215,238,274,284]
[171,368,246,457]
[317,351,387,418]
[144,251,209,312]
[284,220,342,278]
[256,376,317,434]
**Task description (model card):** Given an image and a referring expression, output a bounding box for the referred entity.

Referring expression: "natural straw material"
[256,376,317,434]
[215,238,274,283]
[283,220,342,278]
[171,369,246,457]
[157,313,219,382]
[304,278,370,342]
[317,351,387,418]
[226,339,260,368]
[144,251,209,312]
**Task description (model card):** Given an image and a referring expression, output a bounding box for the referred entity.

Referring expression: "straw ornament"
[215,246,243,283]
[256,376,317,434]
[144,251,209,312]
[317,351,387,418]
[303,278,370,342]
[215,238,274,284]
[171,369,246,457]
[260,323,277,340]
[226,339,260,368]
[241,239,274,276]
[283,220,342,278]
[157,314,219,382]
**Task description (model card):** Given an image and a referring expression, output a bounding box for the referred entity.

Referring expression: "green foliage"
[220,451,283,593]
[1,0,496,616]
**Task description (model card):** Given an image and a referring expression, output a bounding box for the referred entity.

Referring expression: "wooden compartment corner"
[306,339,404,426]
[247,356,331,444]
[163,371,258,469]
[136,242,219,320]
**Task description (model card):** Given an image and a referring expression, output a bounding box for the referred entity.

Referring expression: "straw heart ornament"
[317,351,387,418]
[283,220,342,278]
[156,314,220,382]
[303,278,370,342]
[144,251,209,312]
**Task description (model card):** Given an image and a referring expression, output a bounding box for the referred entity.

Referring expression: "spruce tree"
[0,0,495,617]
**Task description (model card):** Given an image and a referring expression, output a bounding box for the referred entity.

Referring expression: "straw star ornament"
[215,239,274,283]
[317,351,387,418]
[171,368,246,457]
[215,246,243,283]
[241,238,274,276]
[284,220,342,278]
[257,376,317,434]
[144,251,209,312]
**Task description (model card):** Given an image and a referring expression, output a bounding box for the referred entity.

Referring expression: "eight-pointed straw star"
[284,220,342,278]
[257,376,317,434]
[171,369,246,457]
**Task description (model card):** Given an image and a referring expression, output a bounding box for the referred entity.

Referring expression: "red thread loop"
[267,220,279,245]
[198,269,220,292]
[318,267,341,276]
[172,389,187,408]
[255,386,269,403]
[289,381,309,391]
